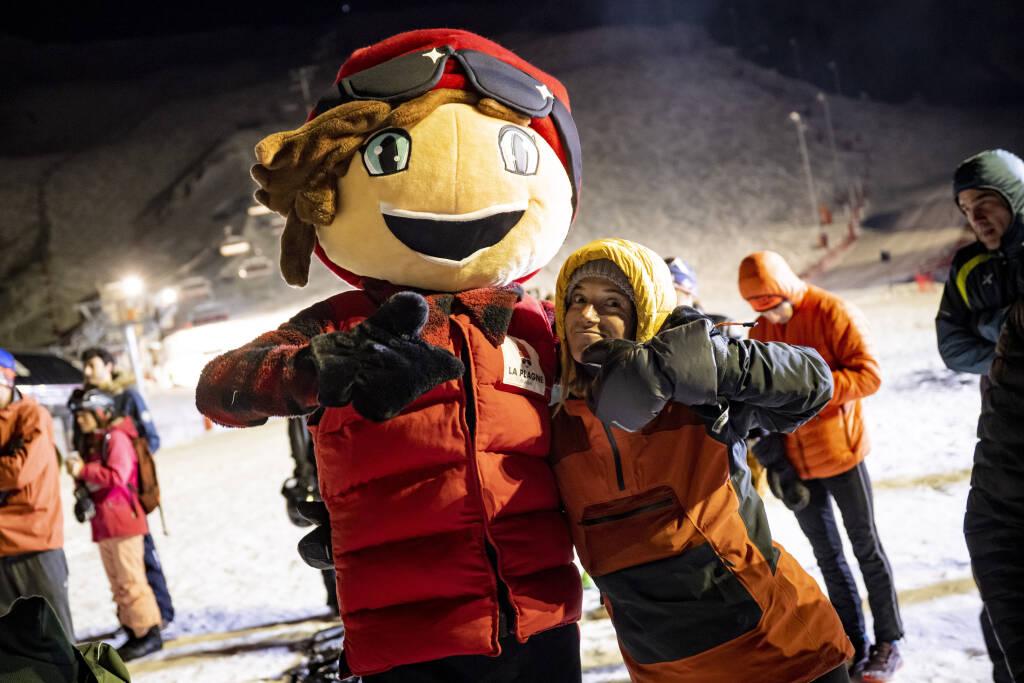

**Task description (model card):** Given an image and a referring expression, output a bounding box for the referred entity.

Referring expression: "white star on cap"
[536,84,553,100]
[423,48,445,64]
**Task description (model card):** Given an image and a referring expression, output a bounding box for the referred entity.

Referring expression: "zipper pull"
[711,401,730,434]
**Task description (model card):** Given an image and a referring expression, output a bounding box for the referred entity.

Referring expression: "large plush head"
[253,29,581,291]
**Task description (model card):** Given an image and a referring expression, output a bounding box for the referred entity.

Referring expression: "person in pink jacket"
[66,389,162,661]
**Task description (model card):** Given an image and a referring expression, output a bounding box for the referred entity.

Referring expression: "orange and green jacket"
[552,239,851,682]
[740,251,882,479]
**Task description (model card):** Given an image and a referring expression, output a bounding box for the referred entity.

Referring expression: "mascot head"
[253,29,581,291]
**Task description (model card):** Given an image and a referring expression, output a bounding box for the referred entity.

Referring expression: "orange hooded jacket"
[739,251,881,479]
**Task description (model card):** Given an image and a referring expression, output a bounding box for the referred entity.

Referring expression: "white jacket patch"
[500,337,547,396]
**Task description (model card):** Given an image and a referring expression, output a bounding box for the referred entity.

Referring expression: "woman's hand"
[65,456,83,478]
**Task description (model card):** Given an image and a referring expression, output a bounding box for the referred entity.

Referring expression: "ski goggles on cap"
[312,45,582,211]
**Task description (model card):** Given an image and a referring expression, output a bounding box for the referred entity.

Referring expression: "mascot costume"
[196,29,584,681]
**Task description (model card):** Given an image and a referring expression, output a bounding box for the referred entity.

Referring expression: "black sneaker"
[118,625,163,661]
[862,641,903,682]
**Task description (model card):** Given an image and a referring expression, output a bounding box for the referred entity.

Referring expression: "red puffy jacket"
[197,288,582,675]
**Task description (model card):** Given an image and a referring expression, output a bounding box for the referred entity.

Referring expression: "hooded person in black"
[937,149,1024,375]
[943,149,1024,683]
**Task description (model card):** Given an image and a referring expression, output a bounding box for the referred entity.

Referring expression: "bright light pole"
[788,112,819,234]
[118,275,147,400]
[816,92,841,198]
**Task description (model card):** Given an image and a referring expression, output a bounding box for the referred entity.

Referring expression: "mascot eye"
[363,129,412,176]
[498,126,539,176]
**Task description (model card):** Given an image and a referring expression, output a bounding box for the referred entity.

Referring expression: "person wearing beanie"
[0,348,74,639]
[946,150,1024,683]
[738,251,903,681]
[550,238,853,683]
[664,256,698,307]
[196,29,583,680]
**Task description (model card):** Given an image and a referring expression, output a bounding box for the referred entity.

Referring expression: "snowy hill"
[2,21,1022,344]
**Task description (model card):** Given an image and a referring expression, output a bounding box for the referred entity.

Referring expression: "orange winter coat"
[552,403,852,683]
[0,394,63,558]
[740,251,882,479]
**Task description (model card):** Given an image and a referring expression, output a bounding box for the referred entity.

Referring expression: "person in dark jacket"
[951,149,1024,683]
[282,416,338,614]
[937,149,1024,375]
[970,297,1024,683]
[79,347,174,628]
[551,238,852,683]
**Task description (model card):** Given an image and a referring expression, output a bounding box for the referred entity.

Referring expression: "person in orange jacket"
[551,238,853,683]
[739,250,903,681]
[0,348,73,639]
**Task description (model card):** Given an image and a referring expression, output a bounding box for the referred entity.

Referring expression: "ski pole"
[158,503,169,536]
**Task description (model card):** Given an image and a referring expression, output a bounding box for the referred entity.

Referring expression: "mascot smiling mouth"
[381,202,527,263]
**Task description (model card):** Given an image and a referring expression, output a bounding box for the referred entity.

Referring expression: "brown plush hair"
[251,89,531,286]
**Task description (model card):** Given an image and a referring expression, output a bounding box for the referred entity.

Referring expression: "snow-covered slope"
[3,21,1022,344]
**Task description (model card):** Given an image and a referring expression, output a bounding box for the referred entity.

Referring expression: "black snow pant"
[793,461,904,650]
[143,532,174,624]
[360,623,581,683]
[811,663,852,683]
[0,548,74,639]
[321,568,338,613]
[965,488,1024,682]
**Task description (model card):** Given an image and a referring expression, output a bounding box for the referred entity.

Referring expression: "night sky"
[6,0,1023,106]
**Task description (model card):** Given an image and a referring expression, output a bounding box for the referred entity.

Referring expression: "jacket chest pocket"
[579,487,686,577]
[597,542,763,664]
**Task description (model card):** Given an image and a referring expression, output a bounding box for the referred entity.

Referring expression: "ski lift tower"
[99,275,149,399]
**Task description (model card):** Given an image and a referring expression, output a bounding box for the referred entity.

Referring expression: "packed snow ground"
[57,280,993,683]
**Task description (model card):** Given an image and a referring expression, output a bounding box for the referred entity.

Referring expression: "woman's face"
[565,277,636,363]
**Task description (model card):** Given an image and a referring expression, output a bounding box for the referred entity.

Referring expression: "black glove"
[296,500,334,571]
[310,292,464,421]
[581,317,720,431]
[767,468,811,512]
[751,431,787,468]
[73,483,96,523]
[752,433,810,512]
[581,339,671,431]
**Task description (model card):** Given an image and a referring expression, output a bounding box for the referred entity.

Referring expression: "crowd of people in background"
[0,346,174,663]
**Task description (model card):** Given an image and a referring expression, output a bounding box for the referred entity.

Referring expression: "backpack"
[131,436,161,515]
[100,430,161,515]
